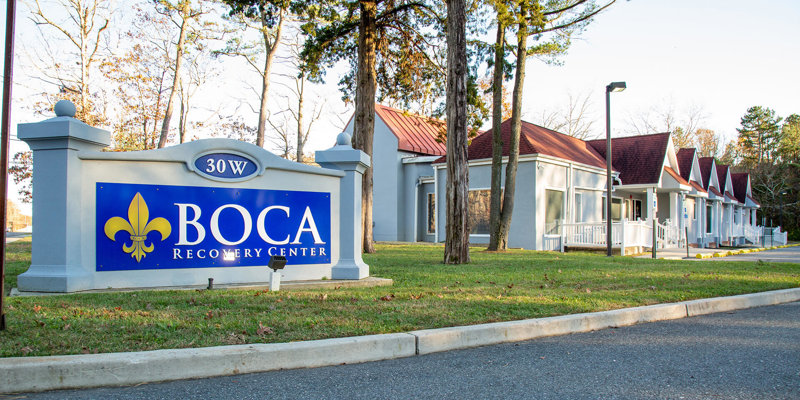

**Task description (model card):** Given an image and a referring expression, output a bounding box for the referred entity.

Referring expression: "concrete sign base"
[17,101,370,293]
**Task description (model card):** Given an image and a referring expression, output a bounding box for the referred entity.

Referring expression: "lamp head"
[607,81,627,93]
[268,255,288,272]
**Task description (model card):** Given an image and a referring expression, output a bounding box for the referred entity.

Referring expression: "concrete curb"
[0,333,417,394]
[684,287,800,316]
[409,302,687,355]
[2,287,799,394]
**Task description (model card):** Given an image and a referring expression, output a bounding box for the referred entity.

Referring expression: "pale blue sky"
[523,0,800,141]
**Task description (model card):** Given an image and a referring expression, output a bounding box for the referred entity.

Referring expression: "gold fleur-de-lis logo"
[104,193,172,262]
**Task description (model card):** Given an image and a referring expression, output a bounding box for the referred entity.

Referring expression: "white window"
[545,189,564,234]
[602,197,622,221]
[468,189,492,235]
[574,193,583,223]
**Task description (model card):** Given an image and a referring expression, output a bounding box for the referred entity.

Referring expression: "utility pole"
[1,0,18,330]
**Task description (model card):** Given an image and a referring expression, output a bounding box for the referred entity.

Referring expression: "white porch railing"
[743,224,762,244]
[772,227,788,246]
[556,219,683,253]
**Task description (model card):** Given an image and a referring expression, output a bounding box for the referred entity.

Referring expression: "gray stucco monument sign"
[16,101,370,293]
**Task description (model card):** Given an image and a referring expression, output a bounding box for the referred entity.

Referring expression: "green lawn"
[1,240,798,357]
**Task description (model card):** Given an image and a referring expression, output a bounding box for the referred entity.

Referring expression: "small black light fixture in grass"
[268,256,288,291]
[269,256,287,272]
[606,81,626,257]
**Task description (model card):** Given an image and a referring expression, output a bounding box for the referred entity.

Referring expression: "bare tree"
[155,0,218,148]
[178,48,221,143]
[626,101,707,149]
[536,91,596,139]
[264,33,325,163]
[26,0,110,124]
[218,0,288,148]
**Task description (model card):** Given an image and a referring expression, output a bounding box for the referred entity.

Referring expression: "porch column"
[669,192,679,225]
[698,197,705,247]
[645,187,656,222]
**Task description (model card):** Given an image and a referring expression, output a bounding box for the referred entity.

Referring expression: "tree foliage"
[726,107,800,239]
[695,128,720,158]
[294,0,445,253]
[736,105,782,168]
[488,0,616,251]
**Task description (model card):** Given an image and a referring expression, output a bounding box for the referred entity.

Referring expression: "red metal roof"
[676,148,695,181]
[435,119,607,169]
[664,166,689,186]
[730,173,750,204]
[587,133,671,185]
[374,104,446,156]
[709,186,723,197]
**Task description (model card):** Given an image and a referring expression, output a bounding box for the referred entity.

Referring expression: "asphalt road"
[9,301,799,400]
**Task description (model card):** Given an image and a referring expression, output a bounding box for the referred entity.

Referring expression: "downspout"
[434,165,439,243]
[567,162,573,222]
[413,177,421,242]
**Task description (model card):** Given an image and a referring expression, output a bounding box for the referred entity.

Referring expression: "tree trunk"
[256,9,284,148]
[296,75,305,163]
[443,0,470,264]
[488,21,505,251]
[179,97,186,143]
[496,6,529,249]
[157,5,189,149]
[354,0,377,254]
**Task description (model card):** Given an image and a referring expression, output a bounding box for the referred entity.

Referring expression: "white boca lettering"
[228,160,248,175]
[209,249,220,258]
[256,206,290,245]
[197,249,206,259]
[175,203,205,245]
[291,207,326,244]
[210,204,252,245]
[173,249,183,259]
[254,248,262,257]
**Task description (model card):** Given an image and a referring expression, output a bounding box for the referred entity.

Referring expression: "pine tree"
[736,106,782,167]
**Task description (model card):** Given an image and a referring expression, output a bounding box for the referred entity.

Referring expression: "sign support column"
[17,101,110,292]
[316,133,371,279]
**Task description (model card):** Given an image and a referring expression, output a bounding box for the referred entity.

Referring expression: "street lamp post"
[606,81,626,257]
[779,191,787,230]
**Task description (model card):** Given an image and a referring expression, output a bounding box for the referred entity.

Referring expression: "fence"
[556,219,682,253]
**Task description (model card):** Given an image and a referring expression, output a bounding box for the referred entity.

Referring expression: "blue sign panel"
[194,153,258,180]
[96,182,331,271]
